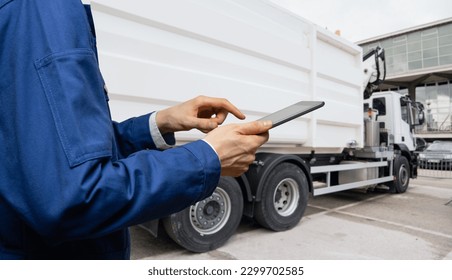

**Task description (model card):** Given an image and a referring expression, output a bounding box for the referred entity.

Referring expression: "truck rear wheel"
[162,177,243,253]
[388,154,410,193]
[254,162,308,231]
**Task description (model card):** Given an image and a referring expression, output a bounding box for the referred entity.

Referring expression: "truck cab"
[364,91,425,185]
[364,91,425,152]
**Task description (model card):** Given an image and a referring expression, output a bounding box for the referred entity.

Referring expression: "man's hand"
[156,95,245,134]
[204,120,272,177]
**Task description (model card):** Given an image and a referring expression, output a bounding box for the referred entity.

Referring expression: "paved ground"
[130,176,452,260]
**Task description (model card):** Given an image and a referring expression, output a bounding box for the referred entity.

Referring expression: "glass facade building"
[358,18,452,134]
[361,23,452,74]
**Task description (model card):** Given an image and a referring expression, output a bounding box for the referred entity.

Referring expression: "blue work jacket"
[0,0,220,259]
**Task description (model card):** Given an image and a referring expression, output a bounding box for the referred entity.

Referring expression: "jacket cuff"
[182,140,221,200]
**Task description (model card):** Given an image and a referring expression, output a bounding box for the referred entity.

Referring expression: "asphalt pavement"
[130,176,452,260]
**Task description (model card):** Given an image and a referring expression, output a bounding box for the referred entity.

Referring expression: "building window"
[393,35,407,44]
[440,55,452,65]
[415,81,452,131]
[421,28,438,39]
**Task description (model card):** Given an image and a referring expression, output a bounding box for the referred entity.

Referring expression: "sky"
[268,0,452,42]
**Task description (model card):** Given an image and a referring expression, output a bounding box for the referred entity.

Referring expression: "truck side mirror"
[413,101,425,126]
[417,111,425,125]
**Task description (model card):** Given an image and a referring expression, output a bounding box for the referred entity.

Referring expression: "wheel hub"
[399,164,409,186]
[190,188,231,235]
[273,178,299,217]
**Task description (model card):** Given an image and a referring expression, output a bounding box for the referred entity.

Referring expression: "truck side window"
[372,98,386,116]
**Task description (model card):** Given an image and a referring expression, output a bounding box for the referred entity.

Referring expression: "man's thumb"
[239,120,272,135]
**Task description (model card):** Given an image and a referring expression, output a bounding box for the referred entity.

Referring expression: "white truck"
[90,0,425,252]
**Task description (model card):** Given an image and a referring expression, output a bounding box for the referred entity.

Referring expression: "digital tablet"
[258,101,325,129]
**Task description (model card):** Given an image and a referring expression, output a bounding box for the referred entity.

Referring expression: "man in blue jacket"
[0,0,271,259]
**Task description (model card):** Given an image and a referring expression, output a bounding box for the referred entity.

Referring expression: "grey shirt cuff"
[149,112,174,150]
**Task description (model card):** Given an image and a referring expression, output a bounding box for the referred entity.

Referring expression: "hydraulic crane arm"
[363,46,386,99]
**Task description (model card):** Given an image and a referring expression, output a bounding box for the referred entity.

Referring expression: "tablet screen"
[258,101,325,128]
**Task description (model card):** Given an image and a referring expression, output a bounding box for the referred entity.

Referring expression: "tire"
[162,177,243,253]
[388,154,410,193]
[254,162,309,231]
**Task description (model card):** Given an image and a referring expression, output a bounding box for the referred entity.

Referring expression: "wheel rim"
[189,187,231,235]
[399,164,409,186]
[273,178,299,217]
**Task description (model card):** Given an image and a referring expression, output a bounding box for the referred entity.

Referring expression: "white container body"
[91,0,364,154]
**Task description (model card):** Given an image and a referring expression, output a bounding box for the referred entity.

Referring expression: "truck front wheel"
[162,177,243,253]
[388,154,410,193]
[254,162,308,231]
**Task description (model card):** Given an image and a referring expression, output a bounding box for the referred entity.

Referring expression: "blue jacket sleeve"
[111,114,176,158]
[0,0,221,244]
[29,141,220,242]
